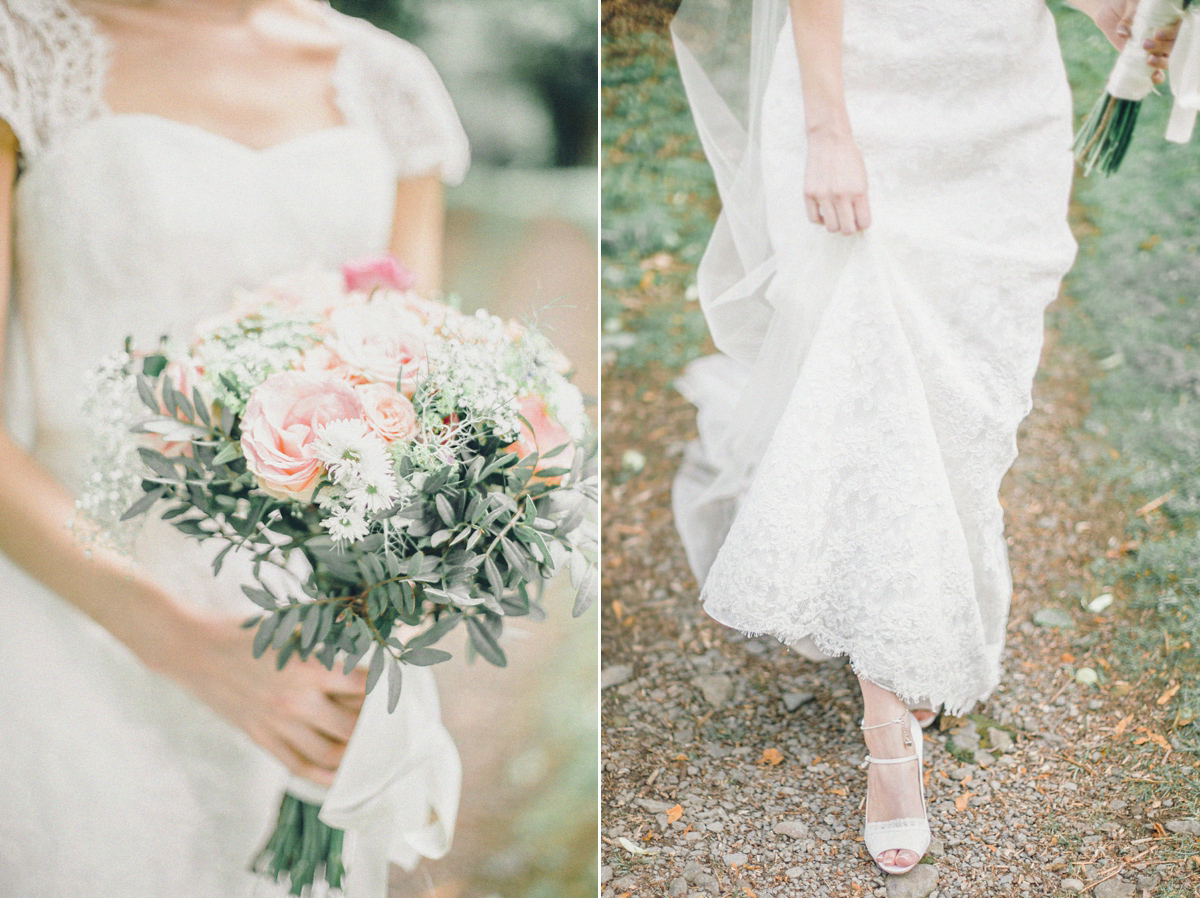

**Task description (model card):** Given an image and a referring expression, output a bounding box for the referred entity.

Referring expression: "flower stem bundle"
[252,795,346,896]
[1074,0,1192,175]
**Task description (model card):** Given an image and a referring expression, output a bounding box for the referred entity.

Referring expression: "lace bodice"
[0,0,469,182]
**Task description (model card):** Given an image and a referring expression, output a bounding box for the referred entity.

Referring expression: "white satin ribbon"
[1167,9,1200,142]
[286,664,461,898]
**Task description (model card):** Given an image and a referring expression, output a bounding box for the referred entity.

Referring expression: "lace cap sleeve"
[0,0,105,166]
[332,14,470,185]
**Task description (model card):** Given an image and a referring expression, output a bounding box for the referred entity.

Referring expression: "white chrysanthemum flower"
[357,436,395,484]
[324,509,371,543]
[348,473,400,514]
[313,419,376,478]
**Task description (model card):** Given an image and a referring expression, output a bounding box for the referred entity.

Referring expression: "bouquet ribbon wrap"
[284,664,461,897]
[1167,8,1200,141]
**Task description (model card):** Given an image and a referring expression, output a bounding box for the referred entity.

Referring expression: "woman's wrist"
[115,580,206,679]
[805,109,854,142]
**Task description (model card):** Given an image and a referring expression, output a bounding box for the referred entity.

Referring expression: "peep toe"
[860,711,930,875]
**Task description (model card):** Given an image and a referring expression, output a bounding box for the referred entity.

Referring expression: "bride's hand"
[1091,0,1180,83]
[804,130,871,236]
[171,615,367,786]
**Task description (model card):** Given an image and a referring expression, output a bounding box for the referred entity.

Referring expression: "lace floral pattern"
[329,10,471,184]
[0,0,105,164]
[674,0,1079,717]
[0,1,470,183]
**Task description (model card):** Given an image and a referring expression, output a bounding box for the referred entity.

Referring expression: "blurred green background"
[330,3,598,897]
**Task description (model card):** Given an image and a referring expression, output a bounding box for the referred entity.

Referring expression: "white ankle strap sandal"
[860,711,931,875]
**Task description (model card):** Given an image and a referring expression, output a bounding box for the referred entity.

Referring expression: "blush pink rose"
[343,256,417,293]
[356,383,419,443]
[328,300,429,394]
[240,372,364,501]
[506,396,575,482]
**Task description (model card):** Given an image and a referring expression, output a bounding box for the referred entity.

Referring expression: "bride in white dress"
[0,1,469,894]
[671,0,1177,876]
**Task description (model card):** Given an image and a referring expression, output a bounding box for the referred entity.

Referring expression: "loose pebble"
[602,665,634,690]
[1093,878,1136,898]
[1165,818,1200,835]
[886,864,938,898]
[773,820,810,839]
[1033,608,1075,628]
[782,690,815,712]
[693,674,733,707]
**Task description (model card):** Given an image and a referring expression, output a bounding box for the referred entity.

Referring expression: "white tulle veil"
[669,0,789,364]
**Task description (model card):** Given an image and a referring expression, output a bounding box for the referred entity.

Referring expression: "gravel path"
[600,305,1200,897]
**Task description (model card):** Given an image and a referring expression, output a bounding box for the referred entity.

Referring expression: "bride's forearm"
[0,125,197,676]
[789,0,852,138]
[0,433,197,673]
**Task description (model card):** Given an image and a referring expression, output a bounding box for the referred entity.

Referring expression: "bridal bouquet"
[1075,0,1197,175]
[79,257,597,895]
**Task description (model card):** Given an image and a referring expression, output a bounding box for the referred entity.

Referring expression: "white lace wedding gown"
[674,0,1079,716]
[0,2,469,895]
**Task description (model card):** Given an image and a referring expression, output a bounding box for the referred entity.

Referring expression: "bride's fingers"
[805,195,821,225]
[852,194,872,231]
[1145,22,1181,60]
[1115,1,1137,48]
[305,693,359,743]
[854,193,873,231]
[279,720,347,773]
[817,198,840,233]
[834,196,859,235]
[261,732,337,786]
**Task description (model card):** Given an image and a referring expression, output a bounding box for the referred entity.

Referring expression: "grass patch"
[601,25,718,369]
[1052,0,1200,749]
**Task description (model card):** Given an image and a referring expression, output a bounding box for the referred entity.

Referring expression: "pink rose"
[506,396,575,481]
[356,383,419,443]
[240,372,365,501]
[343,256,417,293]
[328,299,429,394]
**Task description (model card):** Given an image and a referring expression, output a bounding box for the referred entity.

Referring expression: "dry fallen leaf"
[955,792,972,812]
[1134,727,1173,752]
[666,804,683,825]
[1156,682,1181,706]
[1114,713,1134,738]
[759,748,784,767]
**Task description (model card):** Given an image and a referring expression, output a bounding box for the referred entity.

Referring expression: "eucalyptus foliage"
[122,350,597,715]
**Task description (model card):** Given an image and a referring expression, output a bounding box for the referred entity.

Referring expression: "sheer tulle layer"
[673,2,1078,715]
